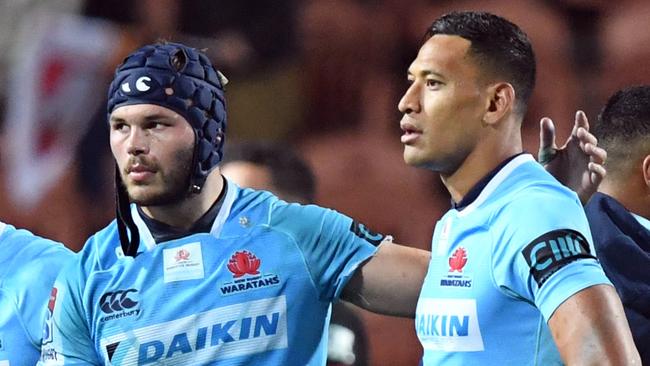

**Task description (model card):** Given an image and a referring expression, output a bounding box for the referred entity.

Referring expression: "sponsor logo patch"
[416,298,484,352]
[521,229,595,287]
[42,287,58,345]
[163,242,204,283]
[439,247,472,288]
[220,251,280,296]
[349,221,384,246]
[99,296,288,365]
[40,345,63,364]
[99,289,140,323]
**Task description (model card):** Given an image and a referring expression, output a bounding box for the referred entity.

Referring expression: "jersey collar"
[131,177,238,251]
[454,153,533,217]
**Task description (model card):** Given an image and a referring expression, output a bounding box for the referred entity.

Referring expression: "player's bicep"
[341,241,430,318]
[548,284,640,365]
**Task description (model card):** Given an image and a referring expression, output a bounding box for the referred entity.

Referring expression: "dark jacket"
[585,192,650,361]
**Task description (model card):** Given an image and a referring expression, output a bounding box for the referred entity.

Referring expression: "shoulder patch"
[521,229,595,287]
[349,221,384,246]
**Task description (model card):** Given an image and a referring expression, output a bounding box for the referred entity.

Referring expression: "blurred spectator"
[221,141,369,366]
[599,1,650,101]
[0,8,121,250]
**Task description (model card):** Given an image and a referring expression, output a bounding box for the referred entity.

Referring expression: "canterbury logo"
[99,289,139,314]
[121,76,152,93]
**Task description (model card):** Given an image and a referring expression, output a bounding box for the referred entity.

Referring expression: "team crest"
[440,247,473,288]
[449,247,468,272]
[227,250,261,277]
[220,250,280,296]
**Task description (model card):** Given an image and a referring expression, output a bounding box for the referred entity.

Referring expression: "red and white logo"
[227,251,261,278]
[48,287,58,312]
[175,248,190,262]
[449,247,468,273]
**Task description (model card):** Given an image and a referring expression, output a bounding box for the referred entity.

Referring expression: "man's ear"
[643,154,650,190]
[483,82,515,126]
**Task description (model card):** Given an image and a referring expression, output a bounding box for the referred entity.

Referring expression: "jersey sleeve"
[39,242,101,365]
[0,226,74,348]
[270,202,381,301]
[0,225,75,364]
[14,238,76,348]
[491,187,611,322]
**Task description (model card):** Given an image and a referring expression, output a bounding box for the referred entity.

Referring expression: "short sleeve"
[3,230,74,345]
[270,203,381,301]
[39,245,100,365]
[491,187,611,322]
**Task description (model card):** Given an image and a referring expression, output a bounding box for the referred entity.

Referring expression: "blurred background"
[0,0,648,364]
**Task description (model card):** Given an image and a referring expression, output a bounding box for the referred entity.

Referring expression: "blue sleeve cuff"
[536,259,612,322]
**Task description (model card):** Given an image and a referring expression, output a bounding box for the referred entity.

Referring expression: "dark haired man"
[400,11,639,365]
[221,141,317,204]
[586,85,650,363]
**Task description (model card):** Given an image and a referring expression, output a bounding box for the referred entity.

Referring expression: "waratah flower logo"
[449,247,468,272]
[227,250,261,278]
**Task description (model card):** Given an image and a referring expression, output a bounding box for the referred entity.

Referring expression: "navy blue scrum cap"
[107,42,228,192]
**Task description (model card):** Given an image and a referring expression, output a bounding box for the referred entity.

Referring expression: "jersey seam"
[0,287,40,350]
[260,224,322,300]
[486,185,541,304]
[265,199,323,298]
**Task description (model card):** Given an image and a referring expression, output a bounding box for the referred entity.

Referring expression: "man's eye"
[112,123,128,131]
[147,122,166,129]
[426,79,441,88]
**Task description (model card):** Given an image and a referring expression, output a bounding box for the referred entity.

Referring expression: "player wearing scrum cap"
[39,41,425,365]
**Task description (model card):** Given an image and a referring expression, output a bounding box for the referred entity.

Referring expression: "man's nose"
[398,83,421,114]
[126,129,149,156]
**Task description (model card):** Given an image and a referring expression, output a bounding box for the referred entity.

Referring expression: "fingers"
[539,117,558,164]
[576,126,597,153]
[585,143,607,165]
[539,117,556,150]
[572,110,590,136]
[576,127,607,165]
[589,162,607,186]
[576,126,597,146]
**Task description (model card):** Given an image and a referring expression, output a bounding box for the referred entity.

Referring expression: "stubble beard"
[124,146,194,207]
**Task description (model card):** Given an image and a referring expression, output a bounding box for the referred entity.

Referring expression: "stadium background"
[0,0,647,364]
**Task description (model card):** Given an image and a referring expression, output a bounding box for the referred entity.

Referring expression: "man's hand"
[539,110,607,204]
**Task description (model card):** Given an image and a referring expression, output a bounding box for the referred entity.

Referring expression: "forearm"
[341,242,430,317]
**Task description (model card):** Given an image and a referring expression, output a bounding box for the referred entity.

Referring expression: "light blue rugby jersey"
[416,154,611,365]
[40,180,381,365]
[0,222,74,365]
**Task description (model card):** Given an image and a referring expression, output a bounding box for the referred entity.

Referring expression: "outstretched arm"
[549,284,641,365]
[539,110,607,203]
[341,241,430,318]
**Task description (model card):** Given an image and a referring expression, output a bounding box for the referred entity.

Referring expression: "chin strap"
[115,166,140,257]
